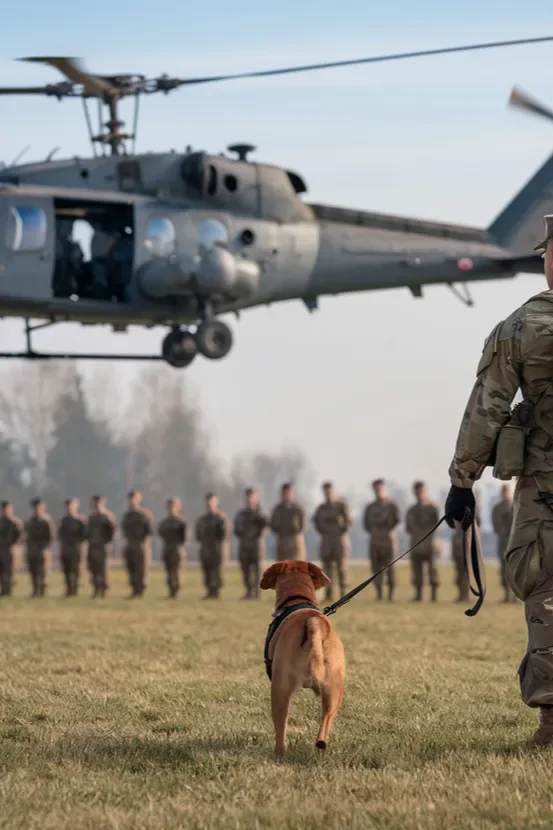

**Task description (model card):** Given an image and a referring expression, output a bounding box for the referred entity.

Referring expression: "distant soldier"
[451,498,481,603]
[158,497,187,599]
[312,481,352,601]
[195,493,228,599]
[492,485,515,603]
[121,491,154,598]
[233,488,269,599]
[363,478,400,601]
[86,495,116,598]
[270,483,306,561]
[0,501,22,597]
[405,481,440,602]
[58,498,87,597]
[24,498,56,598]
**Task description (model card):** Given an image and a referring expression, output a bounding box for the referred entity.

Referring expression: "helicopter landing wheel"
[162,328,197,368]
[195,320,233,360]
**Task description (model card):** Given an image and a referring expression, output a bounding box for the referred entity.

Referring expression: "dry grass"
[0,562,547,829]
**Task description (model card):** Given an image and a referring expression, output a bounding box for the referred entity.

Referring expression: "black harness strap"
[462,508,486,618]
[264,595,319,680]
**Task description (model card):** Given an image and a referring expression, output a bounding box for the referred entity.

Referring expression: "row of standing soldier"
[0,479,513,602]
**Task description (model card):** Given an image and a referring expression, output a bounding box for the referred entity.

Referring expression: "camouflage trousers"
[410,545,439,591]
[321,536,348,601]
[505,476,553,707]
[61,547,81,597]
[275,535,305,561]
[124,545,150,597]
[87,546,109,597]
[369,539,396,590]
[238,544,262,598]
[0,547,13,596]
[200,544,223,597]
[26,549,50,597]
[163,547,183,598]
[452,537,468,601]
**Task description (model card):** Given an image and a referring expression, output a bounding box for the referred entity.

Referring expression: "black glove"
[444,485,475,530]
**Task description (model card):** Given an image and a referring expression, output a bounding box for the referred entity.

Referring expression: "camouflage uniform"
[492,498,514,602]
[0,514,22,596]
[158,513,187,598]
[363,499,400,599]
[312,499,352,600]
[451,506,481,603]
[405,501,440,601]
[195,511,228,598]
[58,513,87,597]
[86,510,116,597]
[270,502,306,560]
[121,508,154,597]
[448,290,553,710]
[24,514,56,597]
[233,507,268,598]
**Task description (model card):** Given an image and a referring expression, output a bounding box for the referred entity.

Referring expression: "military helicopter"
[0,38,552,368]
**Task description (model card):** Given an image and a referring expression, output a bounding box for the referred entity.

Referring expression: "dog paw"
[316,740,327,750]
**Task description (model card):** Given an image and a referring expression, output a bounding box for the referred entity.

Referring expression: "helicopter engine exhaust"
[137,217,260,301]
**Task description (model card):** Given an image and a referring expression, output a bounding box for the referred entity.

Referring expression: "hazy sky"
[1,4,552,505]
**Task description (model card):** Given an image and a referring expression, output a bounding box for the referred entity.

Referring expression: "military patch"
[498,308,525,341]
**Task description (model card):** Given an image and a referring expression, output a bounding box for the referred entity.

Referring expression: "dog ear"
[260,562,285,590]
[307,562,331,590]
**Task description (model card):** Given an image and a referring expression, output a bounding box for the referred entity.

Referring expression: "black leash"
[322,512,485,618]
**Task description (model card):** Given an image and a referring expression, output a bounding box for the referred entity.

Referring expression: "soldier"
[363,479,400,601]
[270,483,306,561]
[195,492,228,599]
[86,495,116,598]
[492,485,515,603]
[405,481,440,602]
[233,488,268,599]
[158,497,187,599]
[312,481,352,601]
[121,491,153,598]
[24,498,55,598]
[444,212,553,745]
[0,501,22,597]
[58,498,87,597]
[451,498,481,604]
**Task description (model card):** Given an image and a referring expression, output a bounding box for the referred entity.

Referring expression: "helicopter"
[0,38,552,368]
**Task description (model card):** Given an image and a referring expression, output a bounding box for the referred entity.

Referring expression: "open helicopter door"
[0,191,54,298]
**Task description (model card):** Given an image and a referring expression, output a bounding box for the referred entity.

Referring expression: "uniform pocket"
[505,532,542,601]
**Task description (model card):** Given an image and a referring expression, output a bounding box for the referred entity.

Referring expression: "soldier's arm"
[449,317,523,488]
[405,508,414,535]
[311,506,322,534]
[145,510,154,536]
[362,506,371,533]
[491,506,500,534]
[180,519,187,544]
[79,518,88,543]
[297,506,305,532]
[195,518,202,542]
[13,518,23,544]
[233,511,243,538]
[269,507,280,534]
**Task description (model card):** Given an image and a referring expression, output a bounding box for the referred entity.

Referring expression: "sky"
[1,3,553,510]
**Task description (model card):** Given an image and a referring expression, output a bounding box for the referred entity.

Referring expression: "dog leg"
[316,674,344,750]
[271,677,294,757]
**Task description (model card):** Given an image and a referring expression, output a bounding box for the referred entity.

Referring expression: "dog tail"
[306,616,327,693]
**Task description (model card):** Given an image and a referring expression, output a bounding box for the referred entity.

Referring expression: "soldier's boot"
[387,584,394,602]
[528,706,553,748]
[412,587,422,602]
[431,585,438,603]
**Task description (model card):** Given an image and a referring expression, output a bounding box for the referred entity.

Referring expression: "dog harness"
[264,594,320,680]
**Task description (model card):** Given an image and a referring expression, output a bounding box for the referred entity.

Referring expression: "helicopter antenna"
[9,144,31,166]
[45,145,60,161]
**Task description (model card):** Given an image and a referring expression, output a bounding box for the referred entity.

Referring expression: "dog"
[260,560,346,756]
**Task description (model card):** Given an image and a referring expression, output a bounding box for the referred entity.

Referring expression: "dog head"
[260,560,331,606]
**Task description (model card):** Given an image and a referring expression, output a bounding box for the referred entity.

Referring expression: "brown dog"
[260,560,346,756]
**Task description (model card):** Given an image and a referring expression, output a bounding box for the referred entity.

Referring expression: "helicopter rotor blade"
[0,86,54,95]
[508,85,553,124]
[17,57,117,99]
[166,35,553,88]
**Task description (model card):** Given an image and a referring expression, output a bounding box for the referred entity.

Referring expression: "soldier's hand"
[445,485,475,530]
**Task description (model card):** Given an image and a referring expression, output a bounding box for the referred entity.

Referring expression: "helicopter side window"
[5,206,47,253]
[144,217,176,258]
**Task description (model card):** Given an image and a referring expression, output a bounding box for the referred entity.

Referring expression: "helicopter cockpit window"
[144,217,176,258]
[6,206,47,253]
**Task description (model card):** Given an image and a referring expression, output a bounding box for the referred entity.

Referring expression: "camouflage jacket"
[406,501,440,541]
[87,510,117,547]
[0,516,22,548]
[312,499,352,537]
[24,515,56,551]
[158,514,187,548]
[363,500,400,540]
[492,500,514,538]
[449,291,553,487]
[270,502,305,537]
[121,508,154,546]
[233,507,268,546]
[58,514,87,550]
[195,511,228,547]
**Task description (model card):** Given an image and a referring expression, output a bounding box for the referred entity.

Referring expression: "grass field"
[0,562,548,829]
